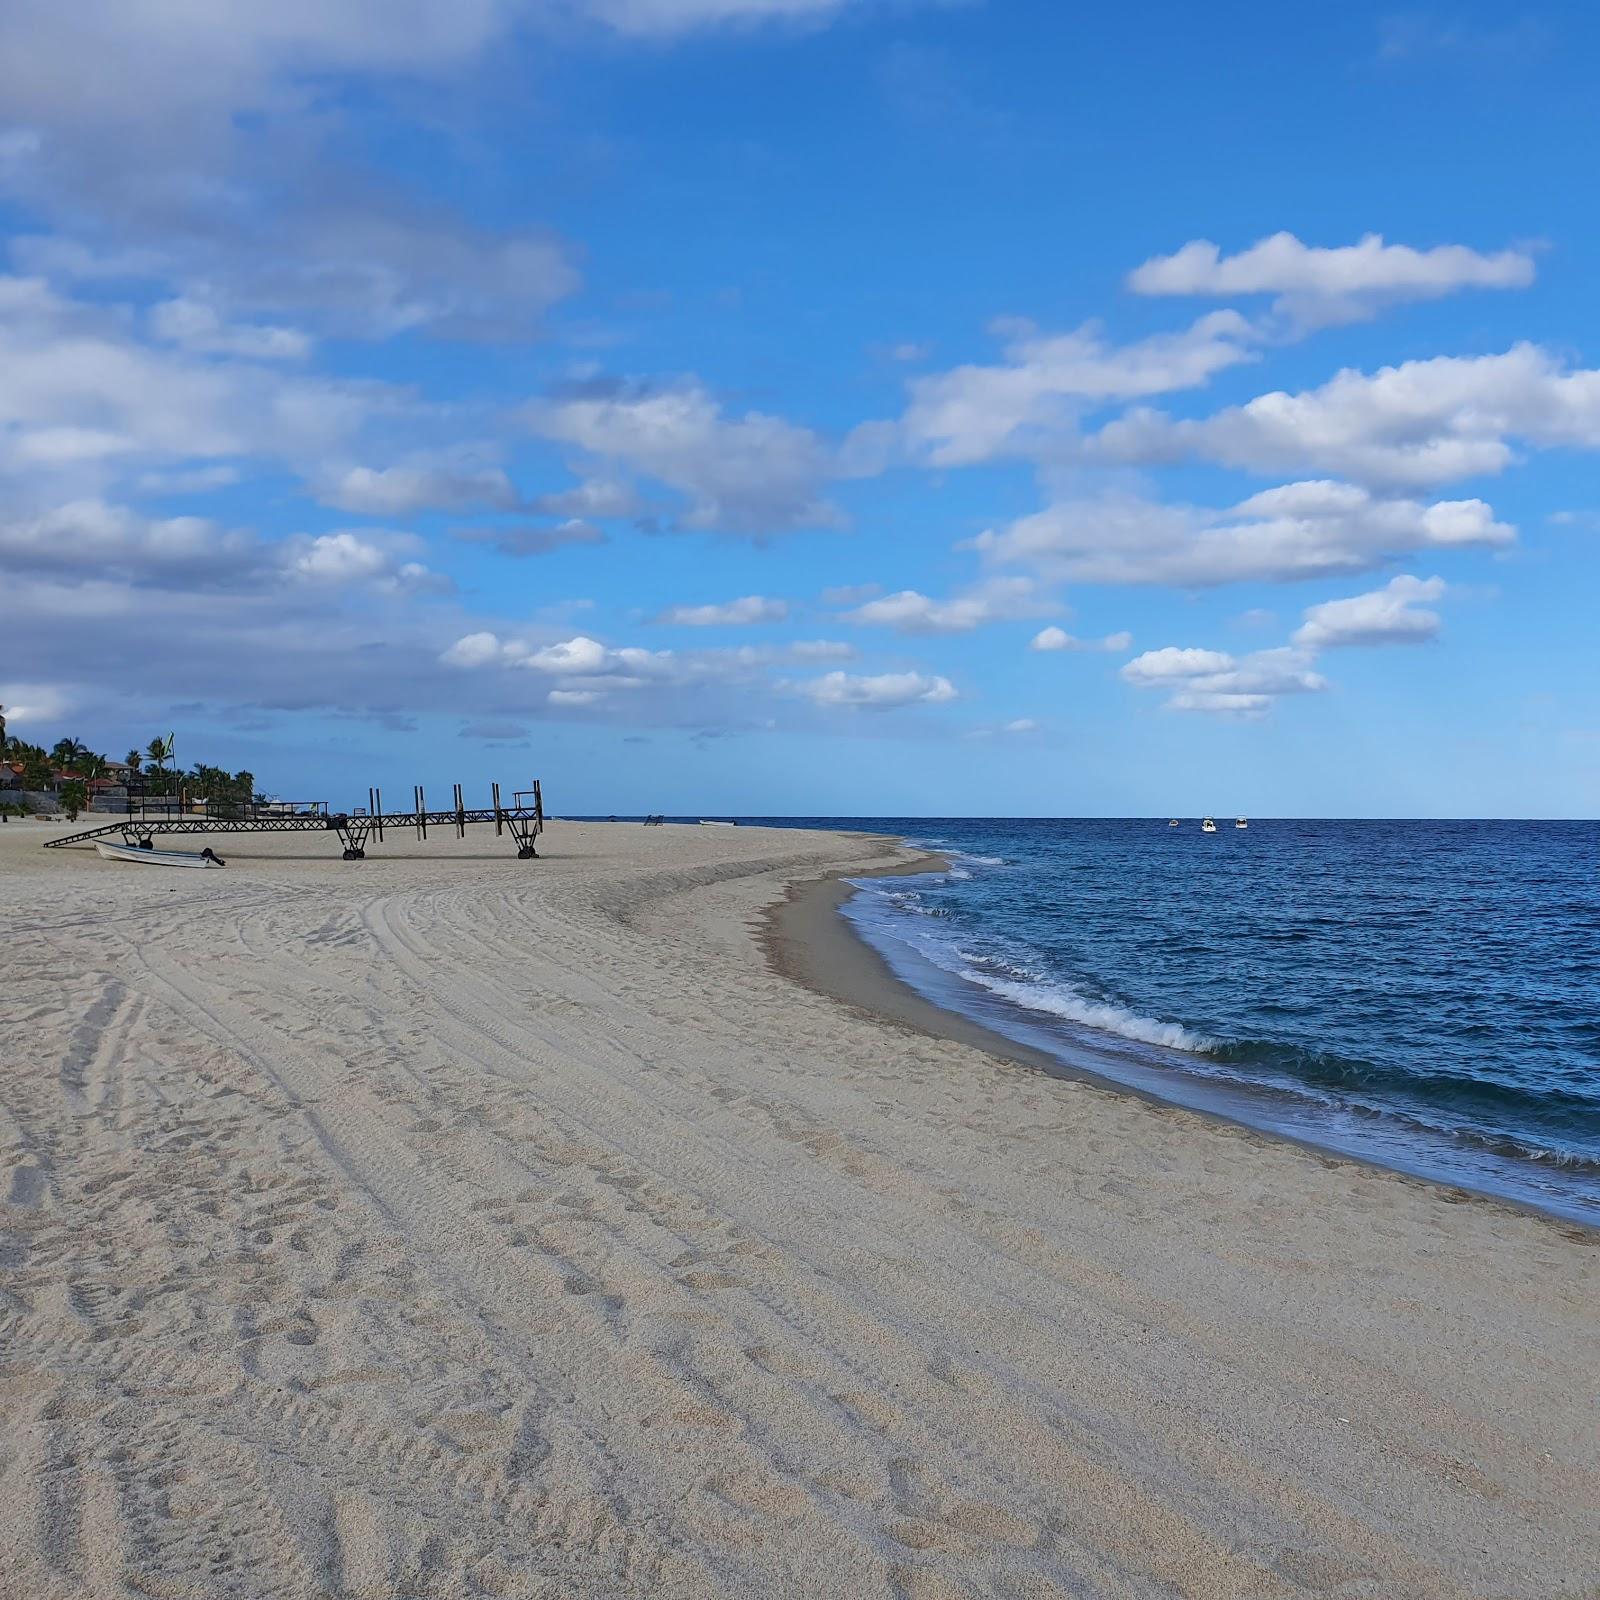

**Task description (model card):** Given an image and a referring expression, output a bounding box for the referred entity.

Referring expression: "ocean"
[753,817,1600,1225]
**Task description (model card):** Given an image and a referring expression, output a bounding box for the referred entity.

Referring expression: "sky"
[1,1,1597,817]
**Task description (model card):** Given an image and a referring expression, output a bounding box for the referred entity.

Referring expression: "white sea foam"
[958,967,1215,1053]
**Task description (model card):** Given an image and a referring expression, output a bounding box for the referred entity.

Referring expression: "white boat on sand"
[96,840,226,868]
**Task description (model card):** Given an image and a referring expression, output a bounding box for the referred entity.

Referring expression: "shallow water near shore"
[756,818,1600,1224]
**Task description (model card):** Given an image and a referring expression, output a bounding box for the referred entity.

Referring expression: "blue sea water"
[754,818,1600,1224]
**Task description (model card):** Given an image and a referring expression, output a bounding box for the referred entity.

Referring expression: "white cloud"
[1093,344,1600,489]
[440,631,673,684]
[149,297,311,360]
[1002,717,1036,733]
[580,0,879,33]
[548,688,604,707]
[794,670,958,708]
[289,532,395,584]
[1121,645,1327,718]
[0,499,259,582]
[320,463,518,517]
[1128,232,1535,326]
[0,680,72,725]
[529,478,643,520]
[1292,574,1446,649]
[657,595,789,626]
[845,576,1050,633]
[788,638,854,661]
[891,311,1261,467]
[1030,625,1132,653]
[0,274,395,488]
[286,530,447,592]
[976,480,1513,586]
[529,380,839,535]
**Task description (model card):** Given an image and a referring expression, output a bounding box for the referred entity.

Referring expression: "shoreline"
[4,819,1597,1595]
[762,842,1592,1234]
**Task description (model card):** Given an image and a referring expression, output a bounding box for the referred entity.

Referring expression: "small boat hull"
[96,840,225,868]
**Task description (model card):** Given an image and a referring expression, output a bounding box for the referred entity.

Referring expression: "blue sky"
[1,1,1596,816]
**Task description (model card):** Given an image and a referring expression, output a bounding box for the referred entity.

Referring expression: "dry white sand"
[0,817,1595,1599]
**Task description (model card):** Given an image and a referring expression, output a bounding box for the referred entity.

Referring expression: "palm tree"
[124,750,143,775]
[58,779,88,821]
[79,752,108,781]
[51,736,89,770]
[145,734,174,790]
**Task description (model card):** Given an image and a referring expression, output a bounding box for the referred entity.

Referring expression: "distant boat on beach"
[1201,817,1218,833]
[95,839,225,868]
[699,819,737,827]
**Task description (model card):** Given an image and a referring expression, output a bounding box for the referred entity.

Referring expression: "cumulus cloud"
[1128,232,1535,326]
[1093,344,1600,490]
[844,576,1050,633]
[529,380,840,535]
[0,274,396,489]
[1292,574,1446,649]
[1121,645,1328,717]
[440,631,673,683]
[0,499,259,584]
[319,464,518,517]
[975,480,1513,586]
[889,311,1261,467]
[1030,626,1132,653]
[793,670,958,708]
[284,530,449,593]
[657,595,789,626]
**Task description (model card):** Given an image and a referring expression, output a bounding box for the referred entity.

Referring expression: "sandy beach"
[0,817,1595,1599]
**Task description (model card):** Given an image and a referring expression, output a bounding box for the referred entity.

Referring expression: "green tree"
[21,751,53,791]
[59,779,88,820]
[78,752,108,781]
[124,750,143,775]
[51,736,89,770]
[145,734,175,795]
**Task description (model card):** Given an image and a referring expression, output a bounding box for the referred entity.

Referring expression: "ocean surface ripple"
[767,817,1600,1224]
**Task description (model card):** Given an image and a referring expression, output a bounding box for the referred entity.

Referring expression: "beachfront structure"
[44,780,546,863]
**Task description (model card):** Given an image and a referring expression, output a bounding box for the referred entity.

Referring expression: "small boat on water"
[1236,816,1249,830]
[96,839,226,868]
[1201,817,1218,833]
[1168,818,1180,827]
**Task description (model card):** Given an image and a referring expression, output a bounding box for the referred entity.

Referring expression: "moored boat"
[1201,817,1218,833]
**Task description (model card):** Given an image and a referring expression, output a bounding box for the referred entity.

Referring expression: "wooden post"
[373,787,383,842]
[492,781,503,836]
[454,783,465,838]
[415,785,427,840]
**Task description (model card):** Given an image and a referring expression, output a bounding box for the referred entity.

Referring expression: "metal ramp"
[44,781,544,862]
